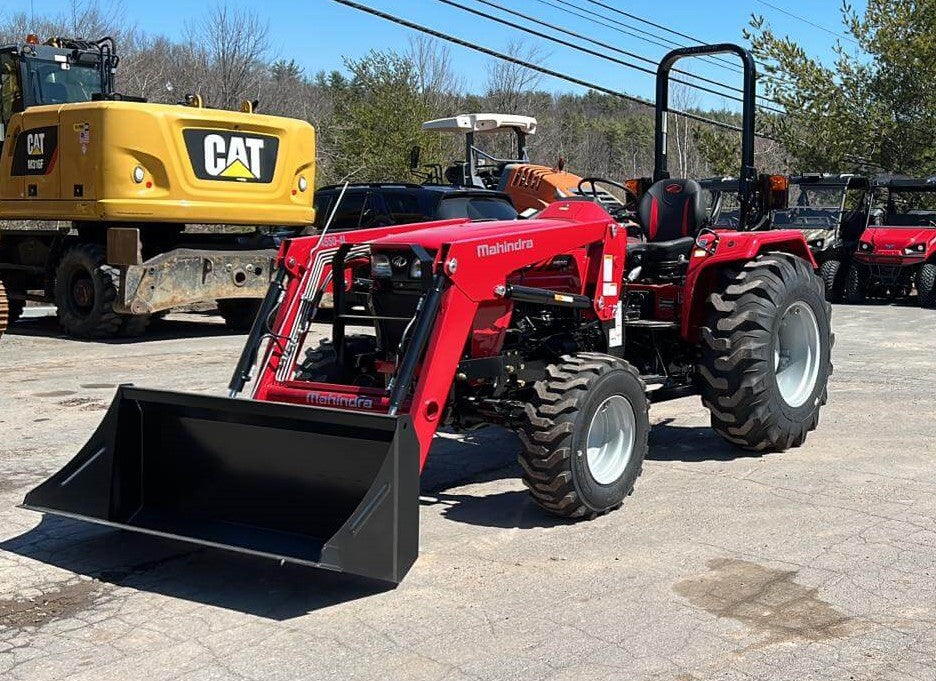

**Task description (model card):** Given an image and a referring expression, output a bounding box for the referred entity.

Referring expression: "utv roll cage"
[867,175,936,227]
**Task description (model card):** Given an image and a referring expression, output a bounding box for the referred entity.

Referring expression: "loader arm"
[256,200,626,468]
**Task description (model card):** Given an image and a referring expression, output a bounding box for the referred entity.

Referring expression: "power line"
[755,0,859,46]
[330,0,769,138]
[537,0,743,77]
[433,0,785,114]
[464,0,785,112]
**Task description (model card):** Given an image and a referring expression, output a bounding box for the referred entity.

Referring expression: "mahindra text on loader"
[846,175,936,308]
[0,35,315,337]
[23,45,834,585]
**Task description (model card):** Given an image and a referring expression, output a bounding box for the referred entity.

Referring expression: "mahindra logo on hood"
[183,129,278,183]
[885,244,896,250]
[477,238,534,257]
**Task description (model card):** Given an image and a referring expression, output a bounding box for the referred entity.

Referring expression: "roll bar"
[654,44,757,228]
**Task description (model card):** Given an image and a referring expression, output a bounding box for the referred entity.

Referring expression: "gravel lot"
[0,304,934,681]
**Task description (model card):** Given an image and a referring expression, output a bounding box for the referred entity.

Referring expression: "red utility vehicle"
[847,176,936,307]
[23,45,833,584]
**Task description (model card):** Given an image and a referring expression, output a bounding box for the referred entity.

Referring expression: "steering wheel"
[577,177,640,206]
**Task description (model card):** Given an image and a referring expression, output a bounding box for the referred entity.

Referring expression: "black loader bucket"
[22,387,420,584]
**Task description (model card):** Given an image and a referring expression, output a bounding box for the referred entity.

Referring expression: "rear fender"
[681,230,816,342]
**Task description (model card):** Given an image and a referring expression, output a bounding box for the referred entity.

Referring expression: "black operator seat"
[629,179,706,263]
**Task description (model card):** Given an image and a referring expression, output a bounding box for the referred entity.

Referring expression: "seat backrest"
[637,179,707,241]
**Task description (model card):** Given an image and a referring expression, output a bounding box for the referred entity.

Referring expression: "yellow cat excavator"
[0,35,315,337]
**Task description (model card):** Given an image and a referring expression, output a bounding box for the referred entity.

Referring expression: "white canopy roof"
[421,113,538,135]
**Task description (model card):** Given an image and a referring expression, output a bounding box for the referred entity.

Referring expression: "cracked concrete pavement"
[0,304,934,680]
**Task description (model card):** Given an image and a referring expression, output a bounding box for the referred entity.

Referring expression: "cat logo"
[27,132,45,156]
[203,134,264,180]
[183,129,278,184]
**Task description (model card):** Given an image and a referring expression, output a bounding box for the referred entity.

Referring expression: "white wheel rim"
[585,395,637,485]
[774,301,821,408]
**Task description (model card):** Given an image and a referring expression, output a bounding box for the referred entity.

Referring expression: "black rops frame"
[654,44,758,229]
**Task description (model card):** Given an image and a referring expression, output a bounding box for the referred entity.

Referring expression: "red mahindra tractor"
[23,45,833,585]
[846,176,936,308]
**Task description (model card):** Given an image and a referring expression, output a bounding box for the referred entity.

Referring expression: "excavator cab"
[0,36,117,142]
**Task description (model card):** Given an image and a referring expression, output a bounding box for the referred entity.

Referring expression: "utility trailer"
[23,45,833,584]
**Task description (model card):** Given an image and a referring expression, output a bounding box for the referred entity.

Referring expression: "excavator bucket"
[22,386,420,584]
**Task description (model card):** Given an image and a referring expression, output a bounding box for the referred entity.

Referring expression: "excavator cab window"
[21,55,104,107]
[0,52,22,145]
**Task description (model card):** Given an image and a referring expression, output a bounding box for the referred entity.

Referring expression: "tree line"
[2,0,932,187]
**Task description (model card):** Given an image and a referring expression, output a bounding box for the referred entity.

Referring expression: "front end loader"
[23,45,833,585]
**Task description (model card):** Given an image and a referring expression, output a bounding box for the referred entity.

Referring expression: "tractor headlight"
[298,176,308,192]
[859,242,873,252]
[370,254,392,278]
[809,238,824,251]
[409,259,422,279]
[132,166,145,184]
[904,243,926,255]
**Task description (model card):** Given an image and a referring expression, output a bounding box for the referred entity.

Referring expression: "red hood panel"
[862,227,936,250]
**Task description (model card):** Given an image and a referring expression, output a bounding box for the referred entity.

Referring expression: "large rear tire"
[917,262,936,309]
[844,261,869,304]
[699,253,833,452]
[517,353,649,518]
[54,243,122,338]
[819,258,846,303]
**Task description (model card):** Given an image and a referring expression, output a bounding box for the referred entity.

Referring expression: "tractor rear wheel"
[699,252,832,452]
[844,261,869,304]
[217,299,262,332]
[917,262,936,309]
[54,243,122,338]
[819,258,846,303]
[517,353,649,518]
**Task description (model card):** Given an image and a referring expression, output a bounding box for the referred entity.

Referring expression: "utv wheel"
[699,253,833,452]
[517,353,649,518]
[818,258,846,303]
[54,243,122,338]
[296,335,378,383]
[217,299,262,332]
[918,262,936,309]
[844,261,869,304]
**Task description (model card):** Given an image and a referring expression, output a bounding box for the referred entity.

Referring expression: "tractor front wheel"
[818,258,846,303]
[699,253,833,452]
[917,262,936,309]
[517,353,649,518]
[54,243,122,338]
[844,262,869,304]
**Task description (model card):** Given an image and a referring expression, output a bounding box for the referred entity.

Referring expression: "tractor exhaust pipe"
[22,386,420,583]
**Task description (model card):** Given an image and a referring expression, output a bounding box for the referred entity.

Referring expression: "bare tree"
[484,39,547,113]
[183,3,269,110]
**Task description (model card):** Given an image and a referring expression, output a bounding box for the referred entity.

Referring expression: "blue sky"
[28,0,864,109]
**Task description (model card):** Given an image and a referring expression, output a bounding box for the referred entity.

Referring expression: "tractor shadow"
[1,516,392,620]
[8,311,241,343]
[1,422,756,617]
[646,418,765,462]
